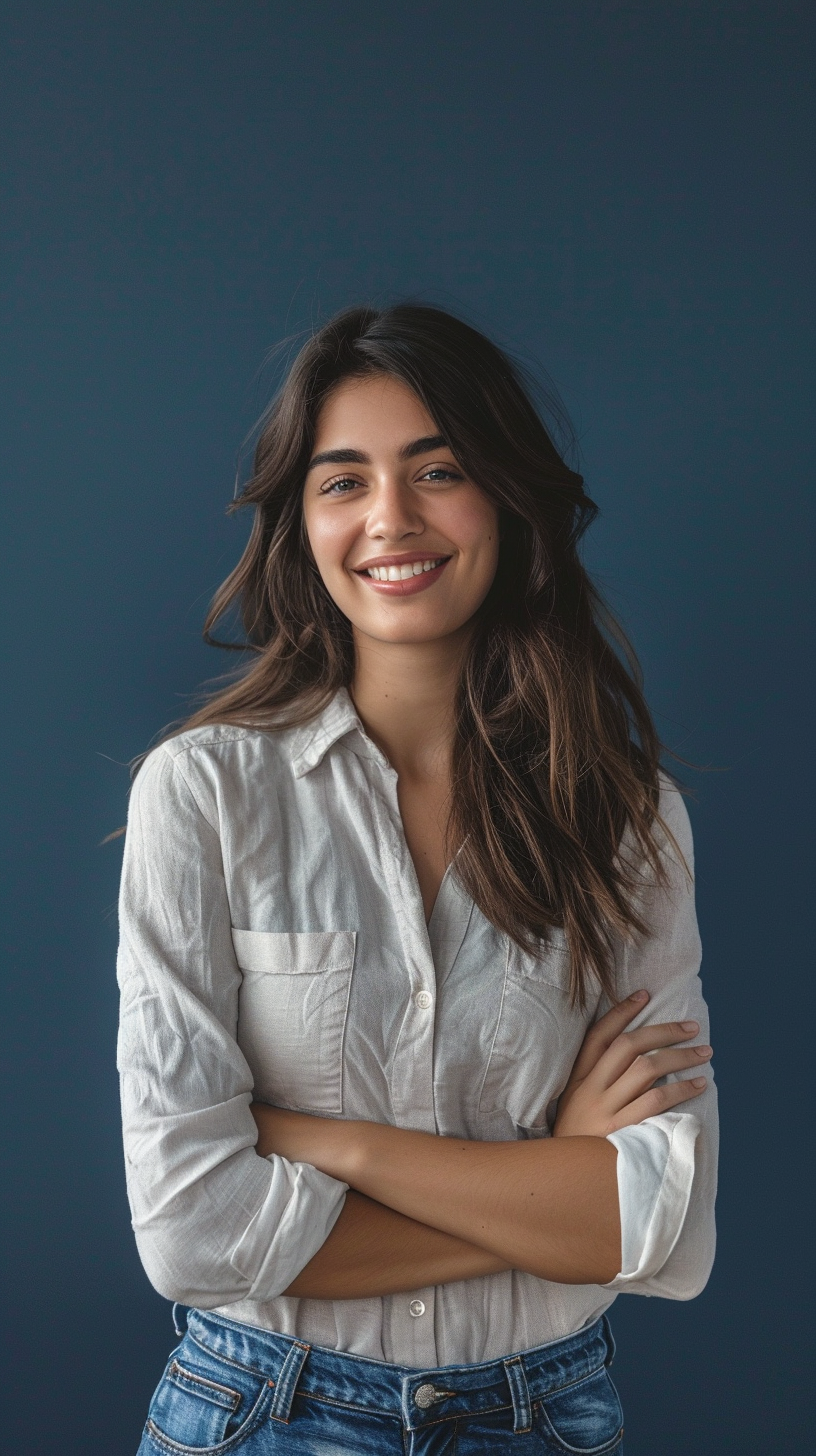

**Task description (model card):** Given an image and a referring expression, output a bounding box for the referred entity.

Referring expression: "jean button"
[408,1298,426,1317]
[414,1383,437,1409]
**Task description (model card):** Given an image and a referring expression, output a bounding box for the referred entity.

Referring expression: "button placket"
[389,1285,437,1368]
[370,776,439,1133]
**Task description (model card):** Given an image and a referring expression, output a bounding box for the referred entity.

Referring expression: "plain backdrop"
[2,3,814,1452]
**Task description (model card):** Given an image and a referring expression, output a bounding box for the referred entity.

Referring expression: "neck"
[350,629,468,778]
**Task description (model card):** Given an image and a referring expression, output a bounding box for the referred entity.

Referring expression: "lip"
[353,555,451,596]
[352,552,452,571]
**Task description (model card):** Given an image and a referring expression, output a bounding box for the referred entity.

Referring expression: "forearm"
[348,1124,619,1284]
[253,1106,621,1285]
[283,1190,510,1299]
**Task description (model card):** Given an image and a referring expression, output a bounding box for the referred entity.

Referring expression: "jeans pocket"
[145,1349,271,1452]
[537,1367,624,1453]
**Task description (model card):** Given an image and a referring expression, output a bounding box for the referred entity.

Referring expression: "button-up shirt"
[117,689,717,1367]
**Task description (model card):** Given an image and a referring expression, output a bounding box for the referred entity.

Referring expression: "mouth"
[353,555,452,596]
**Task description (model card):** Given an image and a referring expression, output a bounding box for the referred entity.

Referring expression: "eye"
[320,475,364,496]
[419,466,462,483]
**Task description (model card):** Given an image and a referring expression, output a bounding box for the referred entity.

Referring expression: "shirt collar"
[288,687,390,778]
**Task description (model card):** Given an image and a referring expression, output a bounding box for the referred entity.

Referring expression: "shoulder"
[656,771,695,869]
[130,722,301,827]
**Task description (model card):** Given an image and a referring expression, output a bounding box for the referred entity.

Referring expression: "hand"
[552,991,711,1139]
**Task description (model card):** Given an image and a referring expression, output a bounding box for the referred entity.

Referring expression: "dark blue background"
[2,4,813,1451]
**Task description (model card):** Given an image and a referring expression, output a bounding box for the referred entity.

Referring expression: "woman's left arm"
[594,780,718,1299]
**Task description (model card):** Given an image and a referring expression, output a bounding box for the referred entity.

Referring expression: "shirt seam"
[159,745,221,834]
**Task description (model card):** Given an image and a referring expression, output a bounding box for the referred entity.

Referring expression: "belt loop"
[269,1340,310,1424]
[503,1355,532,1435]
[601,1314,617,1367]
[171,1303,189,1339]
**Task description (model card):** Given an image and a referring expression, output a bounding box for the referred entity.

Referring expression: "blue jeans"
[138,1306,623,1454]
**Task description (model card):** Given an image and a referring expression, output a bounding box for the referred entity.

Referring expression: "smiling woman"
[117,304,717,1455]
[303,376,499,633]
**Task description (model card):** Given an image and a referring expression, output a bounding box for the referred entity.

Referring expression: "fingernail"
[691,1077,707,1088]
[630,990,649,1002]
[680,1020,699,1032]
[695,1045,712,1057]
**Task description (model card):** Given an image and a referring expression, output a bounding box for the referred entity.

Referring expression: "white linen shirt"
[116,688,717,1367]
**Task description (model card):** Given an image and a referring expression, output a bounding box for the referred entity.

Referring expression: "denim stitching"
[168,1359,241,1410]
[537,1379,623,1455]
[145,1377,274,1454]
[407,1400,514,1430]
[179,1313,613,1437]
[185,1330,274,1384]
[527,1356,608,1404]
[287,1388,397,1417]
[268,1340,310,1423]
[504,1356,533,1434]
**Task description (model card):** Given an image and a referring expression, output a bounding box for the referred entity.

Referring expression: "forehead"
[313,374,439,450]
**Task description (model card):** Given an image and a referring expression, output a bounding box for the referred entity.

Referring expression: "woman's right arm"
[117,742,352,1307]
[282,1193,511,1298]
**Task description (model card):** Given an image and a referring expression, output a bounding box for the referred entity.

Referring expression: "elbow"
[637,1230,717,1302]
[666,1243,716,1302]
[133,1220,249,1309]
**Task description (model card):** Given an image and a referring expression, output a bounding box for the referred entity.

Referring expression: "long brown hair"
[172,303,671,1005]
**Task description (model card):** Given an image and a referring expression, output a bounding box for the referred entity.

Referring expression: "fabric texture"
[117,688,718,1367]
[137,1307,624,1454]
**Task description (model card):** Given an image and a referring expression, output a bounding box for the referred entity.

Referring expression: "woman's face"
[302,374,500,648]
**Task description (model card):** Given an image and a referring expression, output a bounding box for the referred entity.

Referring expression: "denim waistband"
[182,1307,616,1435]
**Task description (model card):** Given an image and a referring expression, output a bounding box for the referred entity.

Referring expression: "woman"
[118,304,717,1454]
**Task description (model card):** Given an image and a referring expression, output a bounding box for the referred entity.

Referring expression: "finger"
[567,991,651,1082]
[593,1020,702,1089]
[606,1074,708,1131]
[608,1044,712,1107]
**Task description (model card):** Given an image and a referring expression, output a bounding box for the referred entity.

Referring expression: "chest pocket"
[478,933,589,1131]
[232,929,356,1114]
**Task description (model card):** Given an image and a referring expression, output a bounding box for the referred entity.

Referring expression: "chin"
[355,615,470,647]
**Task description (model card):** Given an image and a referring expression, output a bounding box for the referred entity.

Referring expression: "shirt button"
[414,991,433,1010]
[408,1299,426,1318]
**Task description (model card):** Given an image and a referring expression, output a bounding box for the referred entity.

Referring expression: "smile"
[354,556,451,595]
[364,557,446,581]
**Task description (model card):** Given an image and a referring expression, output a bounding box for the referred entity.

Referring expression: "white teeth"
[365,558,444,580]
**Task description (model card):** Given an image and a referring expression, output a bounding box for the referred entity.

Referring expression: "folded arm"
[283,1191,511,1299]
[256,993,711,1295]
[257,1109,620,1286]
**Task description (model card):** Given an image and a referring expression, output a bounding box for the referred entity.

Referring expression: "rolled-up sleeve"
[601,780,718,1299]
[116,744,348,1308]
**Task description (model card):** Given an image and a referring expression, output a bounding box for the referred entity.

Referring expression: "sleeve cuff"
[230,1158,348,1300]
[603,1113,701,1290]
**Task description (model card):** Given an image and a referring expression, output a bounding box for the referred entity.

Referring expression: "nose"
[364,476,425,542]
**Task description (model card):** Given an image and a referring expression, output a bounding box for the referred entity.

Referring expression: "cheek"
[303,506,354,581]
[445,495,500,569]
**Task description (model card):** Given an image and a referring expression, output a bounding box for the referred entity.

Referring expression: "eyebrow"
[306,434,449,471]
